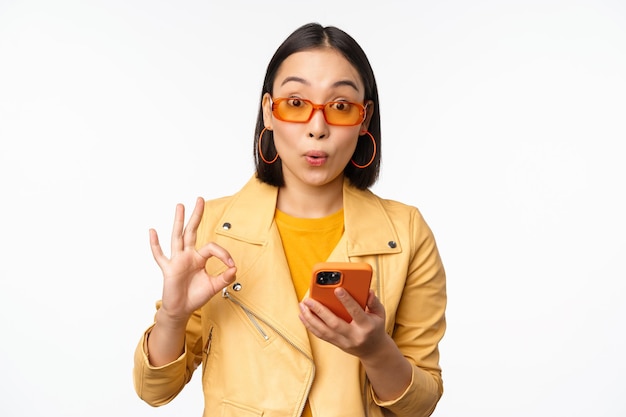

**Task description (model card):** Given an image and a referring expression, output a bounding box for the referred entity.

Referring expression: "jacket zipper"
[202,326,213,374]
[222,288,315,417]
[243,309,269,340]
[204,327,214,354]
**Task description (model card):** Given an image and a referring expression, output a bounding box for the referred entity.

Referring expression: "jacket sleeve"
[132,304,204,406]
[373,207,447,417]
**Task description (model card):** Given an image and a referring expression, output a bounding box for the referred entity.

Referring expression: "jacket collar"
[215,175,402,256]
[214,176,278,245]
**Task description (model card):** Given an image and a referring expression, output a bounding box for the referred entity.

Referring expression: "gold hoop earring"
[258,127,279,164]
[351,131,377,169]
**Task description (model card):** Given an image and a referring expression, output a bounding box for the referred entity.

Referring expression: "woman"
[133,22,446,417]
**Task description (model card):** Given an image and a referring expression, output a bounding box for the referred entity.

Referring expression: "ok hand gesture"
[150,197,237,323]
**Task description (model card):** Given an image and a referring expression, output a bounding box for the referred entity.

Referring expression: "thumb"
[216,266,237,290]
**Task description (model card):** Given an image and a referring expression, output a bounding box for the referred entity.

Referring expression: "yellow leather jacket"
[133,176,447,417]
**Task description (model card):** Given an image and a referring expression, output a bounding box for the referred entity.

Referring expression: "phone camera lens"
[316,271,341,285]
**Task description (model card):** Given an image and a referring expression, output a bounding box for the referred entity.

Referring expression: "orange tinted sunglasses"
[271,97,367,126]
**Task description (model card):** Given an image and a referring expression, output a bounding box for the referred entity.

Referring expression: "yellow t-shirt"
[275,208,344,417]
[275,208,345,301]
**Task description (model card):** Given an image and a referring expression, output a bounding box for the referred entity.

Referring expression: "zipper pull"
[203,327,213,355]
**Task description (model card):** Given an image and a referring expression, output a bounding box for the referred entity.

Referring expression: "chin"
[302,172,343,188]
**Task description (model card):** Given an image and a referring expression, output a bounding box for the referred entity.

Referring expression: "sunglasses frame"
[270,96,367,126]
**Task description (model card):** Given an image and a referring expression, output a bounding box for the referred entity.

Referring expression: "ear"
[262,93,273,130]
[359,100,374,135]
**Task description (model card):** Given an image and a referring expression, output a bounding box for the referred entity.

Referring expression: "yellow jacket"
[133,176,447,417]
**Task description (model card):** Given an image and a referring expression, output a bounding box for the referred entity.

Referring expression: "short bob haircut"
[254,23,381,190]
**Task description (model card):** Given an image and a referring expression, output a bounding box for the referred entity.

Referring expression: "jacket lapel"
[212,177,312,356]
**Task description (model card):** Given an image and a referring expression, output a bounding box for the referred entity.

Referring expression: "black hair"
[254,22,381,190]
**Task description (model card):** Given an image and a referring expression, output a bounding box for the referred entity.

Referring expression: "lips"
[305,150,328,166]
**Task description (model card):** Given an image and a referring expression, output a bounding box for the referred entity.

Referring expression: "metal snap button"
[388,241,397,248]
[232,282,242,291]
[222,222,231,230]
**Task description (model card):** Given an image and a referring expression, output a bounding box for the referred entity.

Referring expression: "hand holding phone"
[309,262,373,322]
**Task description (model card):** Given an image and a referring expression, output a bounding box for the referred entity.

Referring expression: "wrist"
[155,307,190,330]
[358,334,397,366]
[359,335,413,402]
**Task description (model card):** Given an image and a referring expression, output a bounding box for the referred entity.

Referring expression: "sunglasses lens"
[275,99,313,122]
[324,102,362,126]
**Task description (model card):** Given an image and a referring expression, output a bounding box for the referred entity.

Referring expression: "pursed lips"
[304,150,328,166]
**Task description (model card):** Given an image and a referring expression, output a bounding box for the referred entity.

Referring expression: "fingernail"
[336,288,346,297]
[227,258,235,267]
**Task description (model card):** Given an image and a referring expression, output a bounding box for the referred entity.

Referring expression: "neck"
[277,176,344,218]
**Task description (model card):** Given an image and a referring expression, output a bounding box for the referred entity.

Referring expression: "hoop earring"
[351,131,377,169]
[258,127,279,164]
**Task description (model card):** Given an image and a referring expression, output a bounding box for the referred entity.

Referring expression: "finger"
[299,300,346,343]
[197,242,235,267]
[365,290,386,319]
[301,297,344,329]
[183,197,205,248]
[299,300,328,332]
[335,287,367,323]
[170,203,185,253]
[149,228,166,266]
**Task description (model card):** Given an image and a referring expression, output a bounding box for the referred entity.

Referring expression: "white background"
[1,1,625,416]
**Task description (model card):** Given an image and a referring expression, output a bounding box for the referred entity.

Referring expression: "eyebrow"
[279,76,360,92]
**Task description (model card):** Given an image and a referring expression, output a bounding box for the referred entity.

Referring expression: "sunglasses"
[270,97,367,126]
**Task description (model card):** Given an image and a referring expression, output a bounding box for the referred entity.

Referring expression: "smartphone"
[309,262,373,322]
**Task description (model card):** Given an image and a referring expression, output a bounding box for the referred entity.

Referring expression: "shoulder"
[197,176,278,243]
[378,196,429,227]
[202,175,274,213]
[363,189,437,248]
[350,185,427,225]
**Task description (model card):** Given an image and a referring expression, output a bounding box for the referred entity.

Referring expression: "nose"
[307,107,329,139]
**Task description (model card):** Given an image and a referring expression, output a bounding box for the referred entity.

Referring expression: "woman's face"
[262,48,371,190]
